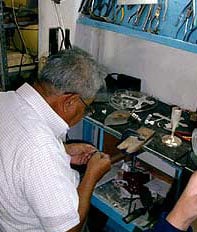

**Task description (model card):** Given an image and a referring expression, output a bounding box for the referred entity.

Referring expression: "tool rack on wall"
[78,0,197,54]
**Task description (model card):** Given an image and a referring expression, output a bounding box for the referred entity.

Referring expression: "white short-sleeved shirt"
[0,83,80,231]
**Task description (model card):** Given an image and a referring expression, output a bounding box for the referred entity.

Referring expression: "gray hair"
[38,47,107,99]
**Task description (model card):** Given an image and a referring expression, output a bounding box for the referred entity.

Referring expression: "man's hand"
[85,152,111,183]
[68,152,111,232]
[64,143,97,165]
[167,171,197,230]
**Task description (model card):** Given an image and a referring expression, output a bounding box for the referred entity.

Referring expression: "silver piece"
[153,112,188,128]
[130,112,142,122]
[144,114,153,124]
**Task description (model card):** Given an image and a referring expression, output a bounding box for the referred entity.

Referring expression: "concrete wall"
[39,1,197,112]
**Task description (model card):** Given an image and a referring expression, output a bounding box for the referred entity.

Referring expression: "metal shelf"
[0,0,8,90]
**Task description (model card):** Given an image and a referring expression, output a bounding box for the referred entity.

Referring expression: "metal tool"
[175,0,192,26]
[92,0,115,17]
[128,4,143,23]
[114,4,125,24]
[148,3,162,33]
[133,4,146,26]
[162,0,168,21]
[142,4,154,31]
[175,2,194,40]
[79,0,93,14]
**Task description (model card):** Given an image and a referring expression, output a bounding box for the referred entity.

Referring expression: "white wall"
[39,1,197,111]
[75,24,197,111]
[38,0,80,58]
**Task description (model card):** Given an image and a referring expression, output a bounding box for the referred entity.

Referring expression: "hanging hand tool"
[92,0,114,17]
[162,0,168,21]
[175,0,192,26]
[89,0,116,23]
[133,4,146,26]
[148,3,162,34]
[175,6,193,39]
[128,4,142,23]
[79,0,93,15]
[142,4,154,31]
[78,0,87,12]
[92,0,105,16]
[113,4,125,24]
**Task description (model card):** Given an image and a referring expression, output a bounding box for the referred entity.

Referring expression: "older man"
[0,47,111,232]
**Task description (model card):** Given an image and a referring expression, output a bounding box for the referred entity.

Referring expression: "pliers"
[175,6,193,39]
[128,5,143,23]
[148,4,162,33]
[113,5,125,24]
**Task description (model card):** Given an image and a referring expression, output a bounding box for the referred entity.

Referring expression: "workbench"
[82,93,195,232]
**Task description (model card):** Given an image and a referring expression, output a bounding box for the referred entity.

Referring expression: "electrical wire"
[11,0,28,54]
[53,1,72,51]
[53,2,66,50]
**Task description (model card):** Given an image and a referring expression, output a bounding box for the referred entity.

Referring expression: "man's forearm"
[68,172,96,232]
[166,206,192,231]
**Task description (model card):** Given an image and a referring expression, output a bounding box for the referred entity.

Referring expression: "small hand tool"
[78,0,87,12]
[79,0,93,15]
[175,0,192,26]
[148,4,162,33]
[162,0,168,21]
[92,0,114,17]
[133,4,146,26]
[142,4,154,31]
[128,4,142,23]
[175,4,193,40]
[114,4,125,24]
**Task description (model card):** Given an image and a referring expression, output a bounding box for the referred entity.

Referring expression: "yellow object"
[13,24,38,57]
[4,0,28,8]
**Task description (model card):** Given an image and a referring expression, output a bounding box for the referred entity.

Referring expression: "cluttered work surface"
[84,89,196,231]
[85,89,195,171]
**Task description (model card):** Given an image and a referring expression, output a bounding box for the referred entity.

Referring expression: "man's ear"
[63,94,79,113]
[63,94,79,107]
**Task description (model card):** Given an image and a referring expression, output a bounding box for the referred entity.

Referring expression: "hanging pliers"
[128,5,143,23]
[148,4,162,34]
[133,4,146,26]
[175,6,193,39]
[142,4,154,31]
[113,5,125,24]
